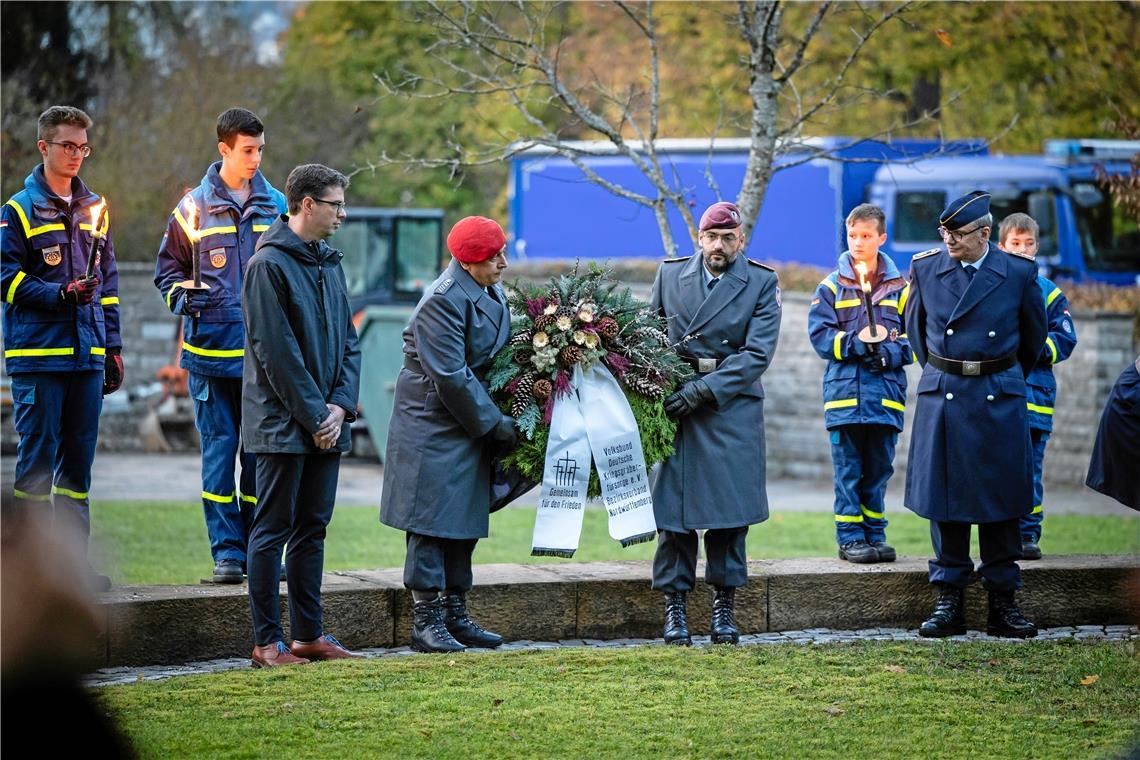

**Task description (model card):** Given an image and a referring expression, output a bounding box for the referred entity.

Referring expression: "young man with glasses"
[903,190,1047,639]
[241,163,362,666]
[153,108,287,584]
[1,106,122,590]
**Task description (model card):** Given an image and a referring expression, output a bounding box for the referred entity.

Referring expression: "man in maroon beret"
[381,216,516,652]
[650,200,781,646]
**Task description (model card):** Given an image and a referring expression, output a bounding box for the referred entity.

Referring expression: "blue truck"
[507,137,1140,284]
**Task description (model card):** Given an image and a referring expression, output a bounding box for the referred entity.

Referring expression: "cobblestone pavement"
[85,624,1138,688]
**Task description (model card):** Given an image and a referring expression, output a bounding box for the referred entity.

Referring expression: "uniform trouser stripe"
[835,514,863,523]
[830,425,896,544]
[13,489,51,501]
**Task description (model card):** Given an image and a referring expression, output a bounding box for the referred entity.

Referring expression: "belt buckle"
[962,360,981,376]
[697,358,717,373]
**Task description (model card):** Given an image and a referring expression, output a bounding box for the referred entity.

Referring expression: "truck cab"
[870,140,1140,284]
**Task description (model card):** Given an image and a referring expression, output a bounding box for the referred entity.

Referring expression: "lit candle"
[84,199,107,280]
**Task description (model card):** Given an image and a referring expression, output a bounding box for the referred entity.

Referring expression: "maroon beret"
[447,216,506,263]
[699,201,743,232]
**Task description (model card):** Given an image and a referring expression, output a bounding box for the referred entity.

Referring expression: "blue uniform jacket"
[807,251,911,431]
[903,242,1047,523]
[2,166,120,375]
[153,163,286,378]
[1025,276,1076,432]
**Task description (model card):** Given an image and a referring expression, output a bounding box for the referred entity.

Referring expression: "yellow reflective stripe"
[200,225,237,238]
[239,493,258,505]
[1045,337,1058,364]
[52,485,88,500]
[898,284,909,314]
[202,491,234,503]
[6,271,26,303]
[820,278,837,295]
[91,347,106,356]
[1026,403,1054,415]
[860,504,885,519]
[183,342,244,358]
[881,399,905,412]
[5,347,75,358]
[252,224,270,232]
[833,331,846,360]
[13,489,51,501]
[834,299,862,309]
[879,299,898,309]
[173,204,198,243]
[1046,287,1062,307]
[100,296,119,306]
[824,398,858,410]
[835,514,863,523]
[1031,505,1043,514]
[167,281,184,309]
[4,199,65,238]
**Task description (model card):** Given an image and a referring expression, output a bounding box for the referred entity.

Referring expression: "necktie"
[707,278,719,291]
[964,266,976,281]
[487,286,500,303]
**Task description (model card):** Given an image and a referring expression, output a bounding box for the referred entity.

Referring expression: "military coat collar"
[446,259,510,354]
[676,251,749,336]
[934,241,1008,323]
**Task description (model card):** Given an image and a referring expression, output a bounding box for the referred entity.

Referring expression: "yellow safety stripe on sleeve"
[4,199,65,238]
[239,493,258,505]
[51,485,89,500]
[91,347,106,356]
[1026,403,1054,415]
[819,278,837,295]
[252,224,271,232]
[898,284,909,314]
[13,489,51,501]
[5,347,74,358]
[100,296,119,306]
[1045,337,1058,364]
[166,281,184,309]
[833,331,846,360]
[898,333,907,340]
[833,299,862,309]
[879,299,899,309]
[823,398,858,410]
[200,225,237,238]
[173,204,197,243]
[1031,505,1043,514]
[881,399,905,412]
[6,271,26,303]
[202,490,235,504]
[835,514,864,523]
[182,342,245,358]
[860,504,885,519]
[1046,287,1062,307]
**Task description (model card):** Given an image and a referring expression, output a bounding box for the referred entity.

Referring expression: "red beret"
[447,216,506,264]
[699,201,742,232]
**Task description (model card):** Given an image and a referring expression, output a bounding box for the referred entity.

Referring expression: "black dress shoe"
[411,598,466,653]
[838,541,879,564]
[663,592,691,646]
[711,587,739,645]
[442,594,503,648]
[987,589,1037,638]
[212,559,244,584]
[871,541,896,562]
[918,585,967,638]
[1021,539,1042,560]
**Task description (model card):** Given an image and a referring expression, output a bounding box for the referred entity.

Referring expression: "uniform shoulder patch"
[663,255,692,263]
[747,259,775,271]
[1004,248,1035,261]
[912,248,941,261]
[435,277,454,294]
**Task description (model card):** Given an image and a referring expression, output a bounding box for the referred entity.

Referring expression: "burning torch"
[853,262,887,348]
[83,199,108,282]
[177,199,210,320]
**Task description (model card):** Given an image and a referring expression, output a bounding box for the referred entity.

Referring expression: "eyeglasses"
[44,141,92,158]
[937,223,988,244]
[311,197,346,212]
[701,231,739,245]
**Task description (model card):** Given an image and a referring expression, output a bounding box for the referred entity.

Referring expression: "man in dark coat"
[904,190,1047,639]
[649,201,782,646]
[241,164,362,667]
[1086,356,1140,512]
[380,216,516,653]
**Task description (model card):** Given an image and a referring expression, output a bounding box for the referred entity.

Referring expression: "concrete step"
[94,555,1139,667]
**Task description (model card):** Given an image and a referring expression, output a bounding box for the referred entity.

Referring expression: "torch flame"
[853,261,871,293]
[88,199,107,239]
[181,198,201,244]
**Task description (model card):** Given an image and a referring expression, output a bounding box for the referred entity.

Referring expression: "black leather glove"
[175,289,209,316]
[60,277,99,305]
[664,379,714,419]
[489,414,518,452]
[103,347,124,395]
[861,351,889,373]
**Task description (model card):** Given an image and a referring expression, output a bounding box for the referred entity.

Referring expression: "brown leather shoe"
[252,641,311,668]
[290,634,364,661]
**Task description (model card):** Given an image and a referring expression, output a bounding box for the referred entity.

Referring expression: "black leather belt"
[928,351,1016,376]
[679,355,720,373]
[403,356,424,374]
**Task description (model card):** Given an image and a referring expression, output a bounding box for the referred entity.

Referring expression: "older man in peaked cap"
[904,190,1047,638]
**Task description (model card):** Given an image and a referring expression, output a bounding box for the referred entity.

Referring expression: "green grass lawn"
[98,640,1140,759]
[91,501,1140,585]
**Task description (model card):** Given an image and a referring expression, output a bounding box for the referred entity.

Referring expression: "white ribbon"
[531,364,657,557]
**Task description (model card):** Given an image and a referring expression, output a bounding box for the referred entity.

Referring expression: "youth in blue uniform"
[153,108,286,583]
[807,204,910,564]
[904,191,1047,639]
[996,214,1077,559]
[1,107,122,589]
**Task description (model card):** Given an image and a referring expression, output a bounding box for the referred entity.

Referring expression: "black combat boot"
[918,585,967,638]
[442,593,504,648]
[1020,538,1042,560]
[711,587,740,645]
[663,592,691,646]
[411,597,466,653]
[838,541,879,564]
[987,589,1038,638]
[870,541,897,563]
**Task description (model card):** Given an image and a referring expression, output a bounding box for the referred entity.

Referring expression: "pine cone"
[532,378,553,401]
[509,329,533,346]
[559,345,584,366]
[597,317,619,339]
[511,374,536,416]
[625,373,667,399]
[534,313,556,331]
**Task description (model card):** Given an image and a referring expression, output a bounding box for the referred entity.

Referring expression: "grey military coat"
[650,252,782,531]
[379,259,510,539]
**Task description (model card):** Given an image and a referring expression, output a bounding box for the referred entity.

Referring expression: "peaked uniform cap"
[939,191,991,231]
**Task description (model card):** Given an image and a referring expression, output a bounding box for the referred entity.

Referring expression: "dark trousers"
[651,527,748,593]
[10,371,103,542]
[829,424,896,545]
[403,533,477,593]
[247,452,340,646]
[1019,428,1049,542]
[928,518,1022,591]
[189,373,256,562]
